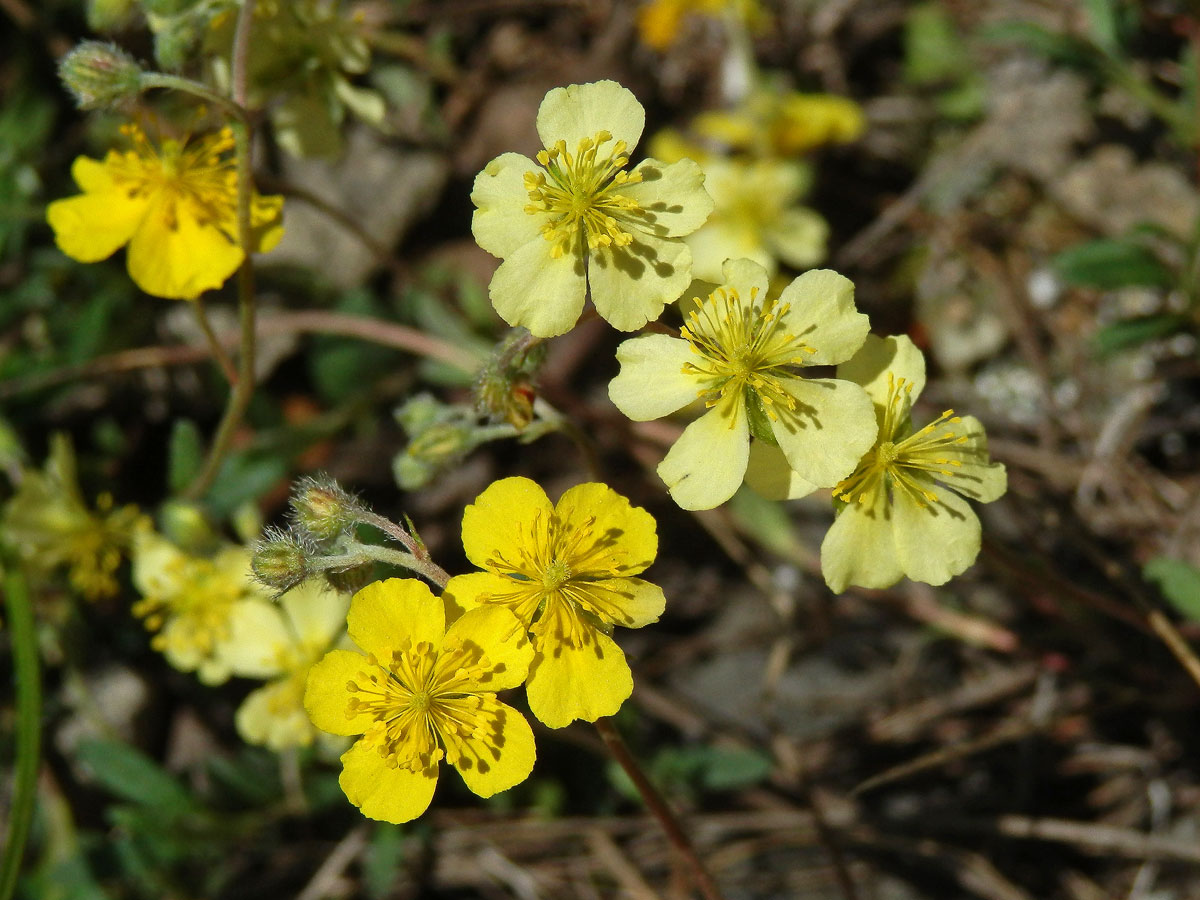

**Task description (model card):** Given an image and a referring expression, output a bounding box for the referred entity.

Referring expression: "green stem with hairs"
[0,570,42,900]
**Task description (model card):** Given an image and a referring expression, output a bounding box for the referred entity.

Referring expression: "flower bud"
[289,475,362,543]
[251,528,313,593]
[58,41,144,110]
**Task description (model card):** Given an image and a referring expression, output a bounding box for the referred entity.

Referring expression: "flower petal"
[820,490,903,593]
[718,256,771,302]
[280,581,350,648]
[471,152,549,258]
[249,193,285,254]
[526,628,632,728]
[536,80,645,152]
[587,232,692,332]
[443,572,520,614]
[304,648,379,736]
[339,739,438,824]
[621,158,714,238]
[218,599,290,678]
[448,696,536,798]
[461,476,553,572]
[838,334,927,408]
[609,334,701,420]
[554,482,658,576]
[772,378,877,488]
[488,236,587,337]
[744,441,819,500]
[765,206,829,270]
[575,577,665,628]
[346,578,444,660]
[47,190,147,263]
[237,678,314,750]
[940,415,1007,503]
[778,269,869,366]
[657,394,749,510]
[72,154,120,192]
[442,606,533,692]
[126,195,244,299]
[892,483,982,586]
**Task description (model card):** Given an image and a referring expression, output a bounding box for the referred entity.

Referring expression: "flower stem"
[192,297,237,385]
[594,717,724,900]
[0,570,42,900]
[182,0,258,502]
[138,73,246,122]
[354,510,453,588]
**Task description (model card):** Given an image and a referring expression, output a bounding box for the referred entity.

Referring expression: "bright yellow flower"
[445,477,665,728]
[693,89,866,157]
[821,335,1007,592]
[131,531,271,684]
[46,124,283,300]
[220,580,350,751]
[636,0,767,50]
[1,433,147,600]
[305,578,535,824]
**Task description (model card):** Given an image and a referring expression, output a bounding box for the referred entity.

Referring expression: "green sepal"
[744,390,778,446]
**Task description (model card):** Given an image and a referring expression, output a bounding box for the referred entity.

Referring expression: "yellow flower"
[636,0,767,50]
[305,578,535,824]
[821,335,1007,592]
[131,531,270,684]
[445,477,665,728]
[46,124,284,300]
[693,89,866,157]
[471,80,713,336]
[1,433,147,601]
[219,580,350,751]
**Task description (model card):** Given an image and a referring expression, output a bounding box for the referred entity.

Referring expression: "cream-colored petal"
[939,415,1007,503]
[126,195,243,299]
[587,232,692,332]
[554,482,658,577]
[131,531,185,597]
[744,441,819,500]
[777,269,869,366]
[658,395,749,510]
[218,599,290,679]
[764,206,829,270]
[441,606,533,692]
[47,190,147,263]
[460,476,553,572]
[685,219,774,284]
[536,80,645,153]
[346,578,444,660]
[448,696,536,798]
[526,629,632,728]
[609,334,702,420]
[718,257,772,302]
[892,484,982,586]
[488,236,587,337]
[280,581,350,648]
[621,158,714,238]
[236,679,314,750]
[339,740,438,824]
[772,378,878,488]
[820,491,903,593]
[470,152,549,258]
[838,334,927,407]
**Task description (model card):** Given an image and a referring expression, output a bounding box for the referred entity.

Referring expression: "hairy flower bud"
[289,475,362,543]
[58,41,144,110]
[251,528,313,594]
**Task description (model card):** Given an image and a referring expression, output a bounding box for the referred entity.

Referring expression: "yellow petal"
[772,378,878,489]
[339,739,438,824]
[820,489,903,593]
[609,333,699,421]
[442,605,533,691]
[449,696,535,798]
[460,477,553,572]
[236,678,314,751]
[658,394,749,510]
[470,152,549,258]
[71,154,120,192]
[280,581,349,648]
[126,195,243,299]
[249,193,285,253]
[346,578,444,660]
[443,572,510,613]
[218,599,290,679]
[488,236,587,337]
[838,334,927,409]
[47,190,146,263]
[536,80,645,155]
[574,577,665,629]
[526,627,632,728]
[744,441,819,501]
[554,482,657,577]
[304,648,379,736]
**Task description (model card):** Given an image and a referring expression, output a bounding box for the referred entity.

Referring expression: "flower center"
[542,558,572,589]
[524,131,644,259]
[833,373,970,510]
[679,286,815,423]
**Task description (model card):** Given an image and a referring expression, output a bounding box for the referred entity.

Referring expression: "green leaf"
[363,825,406,900]
[75,739,198,820]
[203,452,287,518]
[1081,0,1120,52]
[1091,314,1186,357]
[1052,239,1174,290]
[167,419,204,494]
[904,3,971,85]
[979,21,1099,68]
[1144,557,1200,623]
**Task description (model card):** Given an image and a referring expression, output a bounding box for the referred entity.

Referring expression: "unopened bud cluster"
[58,41,144,110]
